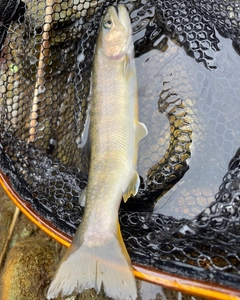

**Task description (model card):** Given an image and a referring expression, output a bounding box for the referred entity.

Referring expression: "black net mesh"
[0,0,240,293]
[121,147,240,289]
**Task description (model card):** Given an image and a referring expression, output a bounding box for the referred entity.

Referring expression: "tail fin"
[47,234,137,300]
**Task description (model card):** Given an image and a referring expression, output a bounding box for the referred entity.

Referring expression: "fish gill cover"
[0,0,240,293]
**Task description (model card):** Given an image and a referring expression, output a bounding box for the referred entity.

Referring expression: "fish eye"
[103,19,112,29]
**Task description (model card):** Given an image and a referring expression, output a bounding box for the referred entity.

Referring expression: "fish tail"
[47,225,137,300]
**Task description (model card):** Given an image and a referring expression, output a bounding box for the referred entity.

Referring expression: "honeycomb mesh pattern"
[0,0,240,293]
[121,147,240,288]
[151,0,240,68]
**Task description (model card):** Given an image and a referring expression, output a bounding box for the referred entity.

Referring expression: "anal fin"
[136,122,148,143]
[123,170,140,203]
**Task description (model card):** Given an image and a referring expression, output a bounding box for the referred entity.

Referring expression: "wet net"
[0,0,240,295]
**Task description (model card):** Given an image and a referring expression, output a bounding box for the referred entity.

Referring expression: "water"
[134,31,240,219]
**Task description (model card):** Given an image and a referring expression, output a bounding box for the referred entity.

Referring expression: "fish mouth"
[114,4,119,14]
[114,4,131,33]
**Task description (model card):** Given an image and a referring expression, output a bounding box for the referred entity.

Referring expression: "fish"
[47,4,147,300]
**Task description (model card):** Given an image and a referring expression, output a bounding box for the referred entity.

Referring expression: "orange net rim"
[1,170,240,300]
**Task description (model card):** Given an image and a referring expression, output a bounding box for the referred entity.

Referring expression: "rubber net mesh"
[0,0,240,291]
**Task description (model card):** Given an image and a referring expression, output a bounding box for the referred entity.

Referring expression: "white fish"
[47,4,147,300]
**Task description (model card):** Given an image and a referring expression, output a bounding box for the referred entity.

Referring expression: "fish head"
[98,4,133,60]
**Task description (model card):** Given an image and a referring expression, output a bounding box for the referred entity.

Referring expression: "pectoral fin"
[76,101,91,149]
[123,170,140,202]
[136,122,148,143]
